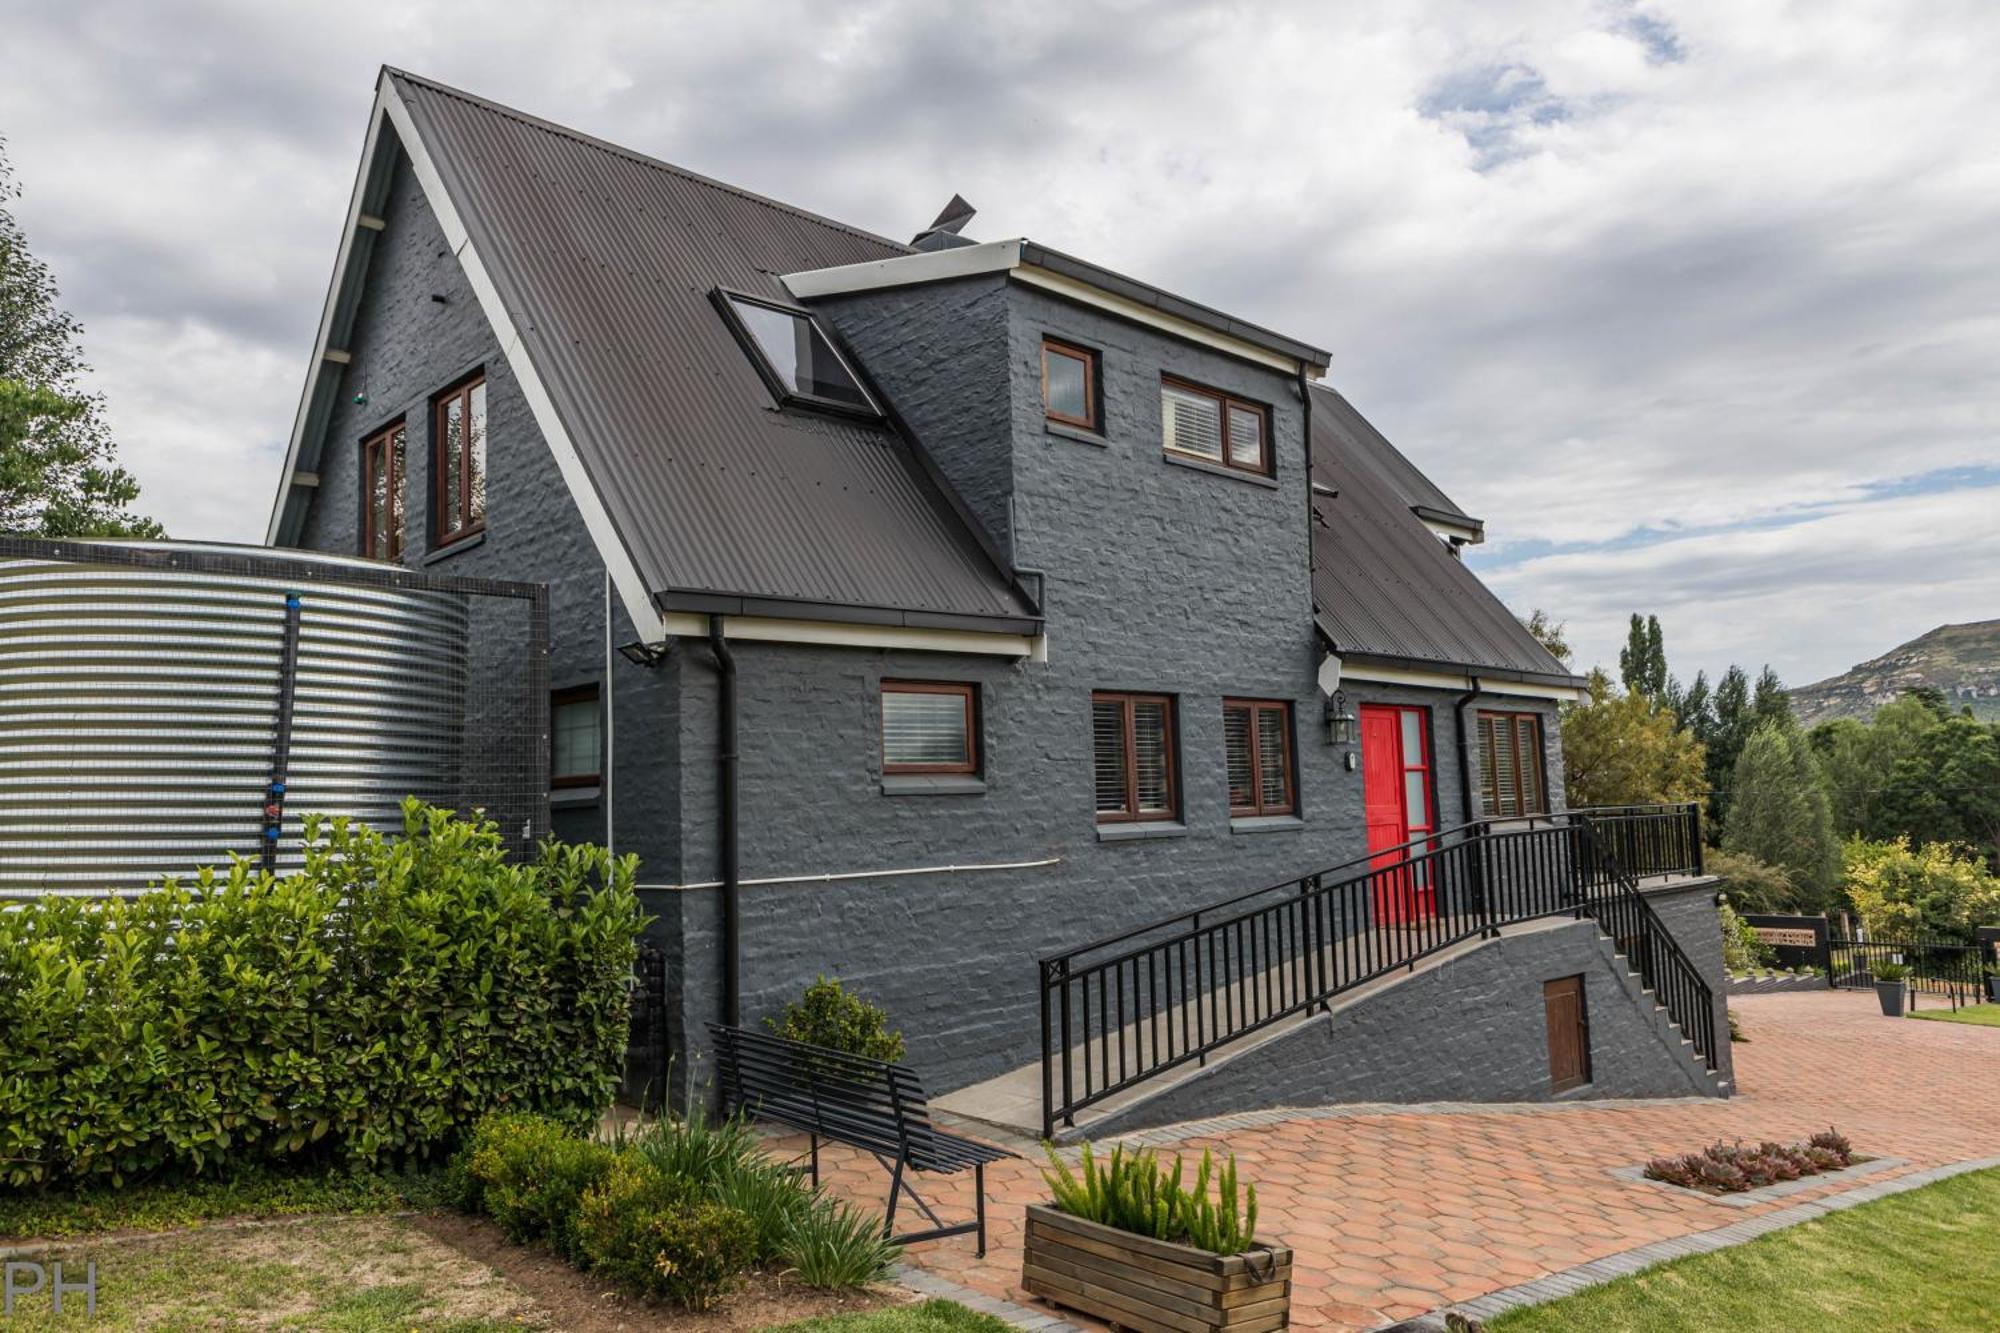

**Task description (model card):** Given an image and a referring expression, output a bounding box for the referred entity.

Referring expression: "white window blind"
[1227,403,1265,470]
[1162,384,1225,462]
[882,685,972,770]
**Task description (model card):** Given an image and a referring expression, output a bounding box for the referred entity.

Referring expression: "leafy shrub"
[461,1113,616,1260]
[1717,900,1776,974]
[782,1194,900,1288]
[1843,837,2000,942]
[1042,1144,1259,1256]
[766,976,906,1062]
[714,1156,819,1264]
[633,1099,760,1188]
[1707,849,1805,915]
[1643,1130,1857,1194]
[574,1153,757,1310]
[0,801,645,1189]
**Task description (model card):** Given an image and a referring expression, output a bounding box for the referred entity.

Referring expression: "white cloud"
[1,0,1994,684]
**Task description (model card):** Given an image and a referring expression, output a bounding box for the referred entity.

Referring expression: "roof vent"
[911,194,977,251]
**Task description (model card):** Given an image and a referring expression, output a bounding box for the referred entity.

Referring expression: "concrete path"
[791,988,2000,1330]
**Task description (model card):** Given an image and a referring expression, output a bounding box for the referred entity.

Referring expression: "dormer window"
[717,291,879,417]
[1162,377,1270,476]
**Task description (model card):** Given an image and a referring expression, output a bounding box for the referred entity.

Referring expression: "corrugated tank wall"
[0,544,472,894]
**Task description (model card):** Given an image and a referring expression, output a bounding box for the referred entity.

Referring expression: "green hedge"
[0,801,645,1189]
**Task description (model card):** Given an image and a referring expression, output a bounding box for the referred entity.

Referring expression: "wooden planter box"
[1021,1203,1293,1333]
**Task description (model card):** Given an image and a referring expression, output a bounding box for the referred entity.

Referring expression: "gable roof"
[1310,385,1580,690]
[269,69,1040,640]
[1312,387,1482,542]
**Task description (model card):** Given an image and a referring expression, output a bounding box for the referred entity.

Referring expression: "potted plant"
[1985,966,2000,1005]
[1025,1144,1290,1333]
[1873,961,1910,1017]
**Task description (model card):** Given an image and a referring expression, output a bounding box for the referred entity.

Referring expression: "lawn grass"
[765,1299,1014,1333]
[0,1214,542,1330]
[1490,1166,2000,1332]
[1908,1002,2000,1027]
[0,1165,451,1241]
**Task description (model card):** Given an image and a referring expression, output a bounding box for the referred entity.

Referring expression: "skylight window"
[718,292,879,416]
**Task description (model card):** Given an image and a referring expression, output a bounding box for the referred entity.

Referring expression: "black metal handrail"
[1038,803,1711,1137]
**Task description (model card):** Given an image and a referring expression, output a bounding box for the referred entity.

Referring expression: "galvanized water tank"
[0,542,470,894]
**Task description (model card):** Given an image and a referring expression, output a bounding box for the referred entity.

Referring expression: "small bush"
[1042,1143,1259,1255]
[766,976,906,1063]
[1644,1130,1858,1194]
[1717,900,1776,974]
[782,1194,900,1288]
[633,1100,760,1188]
[715,1156,819,1264]
[461,1113,615,1260]
[575,1154,757,1310]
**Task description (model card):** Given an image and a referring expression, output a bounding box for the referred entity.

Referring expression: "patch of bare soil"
[414,1210,909,1333]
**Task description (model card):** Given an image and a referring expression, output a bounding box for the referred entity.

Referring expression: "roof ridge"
[382,66,912,258]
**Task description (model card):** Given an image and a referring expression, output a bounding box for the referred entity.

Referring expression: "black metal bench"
[708,1023,1015,1256]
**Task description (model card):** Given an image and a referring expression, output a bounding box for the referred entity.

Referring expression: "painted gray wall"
[1082,915,1720,1139]
[1643,878,1736,1088]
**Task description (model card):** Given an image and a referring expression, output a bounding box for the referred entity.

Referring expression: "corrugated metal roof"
[1311,385,1578,687]
[1312,387,1481,535]
[388,70,1039,634]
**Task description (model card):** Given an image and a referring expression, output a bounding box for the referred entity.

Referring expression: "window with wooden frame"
[1160,377,1270,475]
[433,375,487,545]
[551,684,602,788]
[1041,339,1098,430]
[1092,692,1178,823]
[1478,710,1549,818]
[880,681,977,775]
[360,423,406,561]
[1224,699,1294,817]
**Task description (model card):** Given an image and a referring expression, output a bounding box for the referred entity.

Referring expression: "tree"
[1809,693,1940,839]
[1561,669,1707,809]
[1667,669,1713,745]
[1618,613,1668,700]
[1708,848,1803,915]
[1842,837,2000,943]
[1750,666,1792,732]
[1721,721,1840,908]
[1874,715,2000,867]
[0,137,159,537]
[1520,608,1572,667]
[1705,665,1752,829]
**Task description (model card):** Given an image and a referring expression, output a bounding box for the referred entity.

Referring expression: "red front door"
[1361,704,1437,923]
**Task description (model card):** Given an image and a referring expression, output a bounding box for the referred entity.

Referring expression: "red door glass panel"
[1361,704,1437,924]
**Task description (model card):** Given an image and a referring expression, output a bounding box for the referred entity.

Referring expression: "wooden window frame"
[550,683,602,789]
[1093,691,1179,824]
[360,422,405,561]
[1160,375,1272,476]
[1041,338,1099,430]
[433,373,487,547]
[1224,698,1296,818]
[1478,709,1549,819]
[880,680,978,776]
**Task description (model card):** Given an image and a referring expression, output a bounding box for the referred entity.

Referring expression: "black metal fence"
[1037,804,1711,1137]
[1828,935,1983,1010]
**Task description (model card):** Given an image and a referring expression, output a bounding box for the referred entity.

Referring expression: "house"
[269,69,1729,1128]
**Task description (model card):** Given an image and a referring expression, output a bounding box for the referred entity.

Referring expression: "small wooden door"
[1361,704,1437,924]
[1544,975,1591,1093]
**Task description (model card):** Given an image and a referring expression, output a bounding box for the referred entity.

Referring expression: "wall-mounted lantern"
[1324,690,1358,747]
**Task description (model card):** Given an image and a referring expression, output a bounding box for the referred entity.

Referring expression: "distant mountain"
[1793,620,2000,726]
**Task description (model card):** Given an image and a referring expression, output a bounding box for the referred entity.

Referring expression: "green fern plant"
[1041,1143,1259,1255]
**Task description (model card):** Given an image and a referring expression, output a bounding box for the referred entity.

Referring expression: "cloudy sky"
[4,0,1996,687]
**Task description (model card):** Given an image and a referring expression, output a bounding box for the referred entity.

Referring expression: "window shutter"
[1133,700,1172,813]
[882,688,971,768]
[1162,384,1224,462]
[1092,698,1129,814]
[1224,705,1254,809]
[1256,706,1288,808]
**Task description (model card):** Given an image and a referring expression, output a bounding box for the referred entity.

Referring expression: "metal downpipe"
[709,615,741,1029]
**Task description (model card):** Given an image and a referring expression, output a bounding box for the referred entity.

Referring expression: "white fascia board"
[783,240,1321,378]
[659,612,1040,659]
[781,239,1024,300]
[264,93,392,546]
[378,80,665,640]
[1423,518,1484,546]
[1339,660,1583,703]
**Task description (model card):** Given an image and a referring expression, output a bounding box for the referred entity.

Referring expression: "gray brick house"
[269,69,1727,1126]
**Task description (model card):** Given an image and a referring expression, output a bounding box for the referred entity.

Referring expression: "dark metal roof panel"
[1312,386,1480,532]
[389,71,1037,630]
[1311,386,1578,687]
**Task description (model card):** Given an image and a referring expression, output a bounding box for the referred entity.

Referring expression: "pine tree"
[1722,721,1840,908]
[0,137,159,537]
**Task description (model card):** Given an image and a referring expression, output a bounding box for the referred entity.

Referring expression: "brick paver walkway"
[795,989,2000,1330]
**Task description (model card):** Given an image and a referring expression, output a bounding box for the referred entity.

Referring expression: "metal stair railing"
[1038,803,1708,1138]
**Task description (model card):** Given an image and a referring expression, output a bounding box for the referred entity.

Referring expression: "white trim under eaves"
[660,612,1045,660]
[782,241,1317,378]
[1422,517,1484,546]
[1340,661,1583,703]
